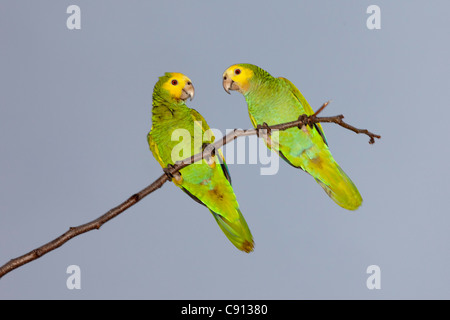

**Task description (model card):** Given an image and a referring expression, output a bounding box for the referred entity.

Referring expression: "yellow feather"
[147,132,165,168]
[225,65,254,93]
[161,73,192,100]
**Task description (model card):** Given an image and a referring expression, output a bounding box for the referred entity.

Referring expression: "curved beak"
[180,82,195,101]
[222,75,239,94]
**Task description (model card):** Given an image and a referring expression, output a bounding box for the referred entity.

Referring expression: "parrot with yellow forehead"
[222,64,362,210]
[148,72,254,252]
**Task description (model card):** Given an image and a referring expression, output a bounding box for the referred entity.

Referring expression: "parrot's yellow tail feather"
[211,210,254,253]
[313,162,362,211]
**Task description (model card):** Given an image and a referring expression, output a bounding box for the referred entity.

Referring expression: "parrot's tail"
[311,158,363,211]
[210,209,254,253]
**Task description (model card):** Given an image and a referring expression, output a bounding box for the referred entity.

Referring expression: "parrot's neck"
[151,100,190,127]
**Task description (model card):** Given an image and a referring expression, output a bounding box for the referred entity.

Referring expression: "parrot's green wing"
[190,108,232,184]
[147,130,166,168]
[276,77,361,210]
[278,77,328,146]
[216,148,231,185]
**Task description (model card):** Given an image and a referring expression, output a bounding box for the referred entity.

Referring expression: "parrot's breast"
[246,82,300,126]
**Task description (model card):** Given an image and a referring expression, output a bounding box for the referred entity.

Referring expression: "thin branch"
[312,100,330,116]
[0,174,170,278]
[0,102,380,279]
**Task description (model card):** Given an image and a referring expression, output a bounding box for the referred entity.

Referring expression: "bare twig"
[312,100,331,116]
[317,115,381,144]
[0,102,380,279]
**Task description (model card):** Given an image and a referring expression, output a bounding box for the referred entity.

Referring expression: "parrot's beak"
[181,82,195,101]
[222,75,239,94]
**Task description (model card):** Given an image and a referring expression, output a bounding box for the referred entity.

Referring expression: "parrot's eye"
[234,68,241,75]
[171,79,178,86]
[187,81,191,85]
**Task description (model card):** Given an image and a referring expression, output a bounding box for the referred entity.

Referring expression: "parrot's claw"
[297,114,316,129]
[163,164,177,182]
[202,143,216,167]
[202,143,216,158]
[256,122,271,138]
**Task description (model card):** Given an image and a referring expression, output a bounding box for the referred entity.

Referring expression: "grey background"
[1,0,449,299]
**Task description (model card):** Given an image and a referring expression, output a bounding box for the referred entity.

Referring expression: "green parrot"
[222,64,362,210]
[148,72,254,252]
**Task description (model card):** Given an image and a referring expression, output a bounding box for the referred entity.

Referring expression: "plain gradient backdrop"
[1,1,449,299]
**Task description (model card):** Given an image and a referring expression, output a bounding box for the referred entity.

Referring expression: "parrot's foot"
[202,143,216,158]
[163,164,181,182]
[202,143,216,168]
[256,122,271,138]
[297,114,316,129]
